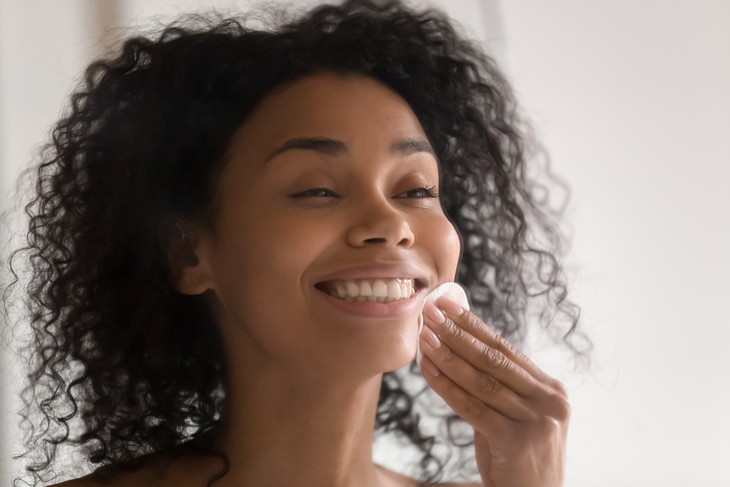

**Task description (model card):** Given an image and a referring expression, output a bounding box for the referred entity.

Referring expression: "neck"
[206,348,388,487]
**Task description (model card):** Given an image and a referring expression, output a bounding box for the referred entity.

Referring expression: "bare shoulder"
[47,455,170,487]
[52,463,483,487]
[48,470,151,487]
[51,478,483,487]
[50,479,92,487]
[49,475,128,487]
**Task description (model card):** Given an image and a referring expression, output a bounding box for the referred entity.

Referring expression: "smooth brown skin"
[53,72,568,487]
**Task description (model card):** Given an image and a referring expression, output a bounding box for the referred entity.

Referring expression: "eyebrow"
[263,136,435,164]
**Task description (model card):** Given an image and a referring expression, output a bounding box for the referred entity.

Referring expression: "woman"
[3,0,590,485]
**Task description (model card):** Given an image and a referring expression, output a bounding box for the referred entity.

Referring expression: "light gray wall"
[498,2,730,486]
[1,1,110,483]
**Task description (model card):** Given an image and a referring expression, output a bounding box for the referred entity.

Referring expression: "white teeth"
[360,281,372,297]
[372,279,388,298]
[386,280,400,300]
[398,280,413,297]
[346,281,359,298]
[323,278,417,302]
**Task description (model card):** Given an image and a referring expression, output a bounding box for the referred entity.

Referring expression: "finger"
[433,298,558,387]
[423,302,546,398]
[419,355,513,438]
[419,325,537,422]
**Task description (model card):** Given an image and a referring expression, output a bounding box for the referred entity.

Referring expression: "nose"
[346,194,415,248]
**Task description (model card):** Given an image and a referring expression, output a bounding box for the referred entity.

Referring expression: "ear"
[165,219,216,295]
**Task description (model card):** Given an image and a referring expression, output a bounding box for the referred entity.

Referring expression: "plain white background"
[2,1,729,486]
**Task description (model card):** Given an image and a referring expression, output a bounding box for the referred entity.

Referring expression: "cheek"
[208,234,305,360]
[428,216,462,282]
[214,223,306,308]
[210,212,335,336]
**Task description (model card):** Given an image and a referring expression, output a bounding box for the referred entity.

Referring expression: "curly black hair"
[2,0,591,485]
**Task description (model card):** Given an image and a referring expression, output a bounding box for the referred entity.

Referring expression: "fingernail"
[420,324,441,349]
[423,302,446,325]
[437,297,464,317]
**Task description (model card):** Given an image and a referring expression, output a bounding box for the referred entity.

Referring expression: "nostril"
[362,237,387,245]
[346,213,415,248]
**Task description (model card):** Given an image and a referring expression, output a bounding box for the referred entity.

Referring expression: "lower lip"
[316,289,425,318]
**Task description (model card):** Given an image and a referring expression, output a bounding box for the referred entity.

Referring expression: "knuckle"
[464,312,484,332]
[538,415,566,437]
[497,353,513,371]
[477,372,501,394]
[552,392,571,420]
[514,347,531,364]
[443,318,463,339]
[476,343,492,369]
[441,344,457,364]
[485,346,501,365]
[484,346,511,371]
[550,378,569,397]
[462,395,487,420]
[496,334,517,354]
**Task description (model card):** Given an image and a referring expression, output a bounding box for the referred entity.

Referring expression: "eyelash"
[291,186,439,199]
[291,188,338,198]
[399,185,439,199]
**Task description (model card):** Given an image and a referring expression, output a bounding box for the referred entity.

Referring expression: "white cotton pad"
[416,282,470,366]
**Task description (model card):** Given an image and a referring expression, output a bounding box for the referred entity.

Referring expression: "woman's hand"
[418,298,570,487]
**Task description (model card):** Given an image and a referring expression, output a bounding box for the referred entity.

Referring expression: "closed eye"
[290,188,339,198]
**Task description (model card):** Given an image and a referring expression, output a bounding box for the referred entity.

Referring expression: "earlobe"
[178,258,216,295]
[167,219,216,295]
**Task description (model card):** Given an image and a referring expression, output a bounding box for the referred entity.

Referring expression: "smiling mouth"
[315,278,425,303]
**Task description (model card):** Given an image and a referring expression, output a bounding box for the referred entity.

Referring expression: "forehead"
[228,72,429,160]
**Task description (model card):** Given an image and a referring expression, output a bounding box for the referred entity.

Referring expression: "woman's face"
[195,72,461,377]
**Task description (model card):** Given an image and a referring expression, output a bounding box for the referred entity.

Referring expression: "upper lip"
[313,262,430,289]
